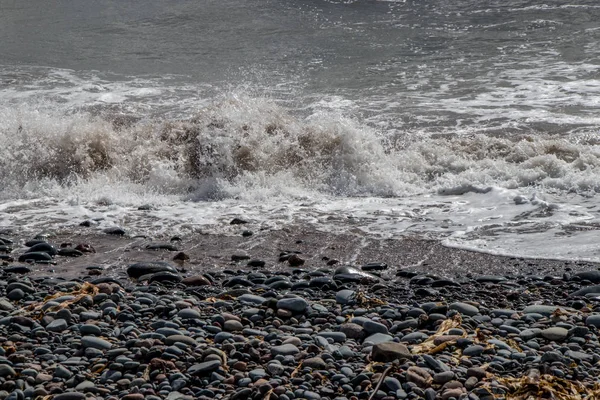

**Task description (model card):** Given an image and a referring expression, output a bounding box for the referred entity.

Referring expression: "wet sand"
[6,223,598,280]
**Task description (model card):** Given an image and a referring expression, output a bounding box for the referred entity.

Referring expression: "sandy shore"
[3,223,597,281]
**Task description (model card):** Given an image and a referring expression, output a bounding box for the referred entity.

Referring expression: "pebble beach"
[2,222,600,400]
[3,1,600,400]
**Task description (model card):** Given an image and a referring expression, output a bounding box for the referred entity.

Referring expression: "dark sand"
[9,224,598,280]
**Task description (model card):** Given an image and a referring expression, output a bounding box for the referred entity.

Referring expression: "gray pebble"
[271,344,300,356]
[81,336,112,350]
[449,302,479,316]
[541,327,568,342]
[277,297,309,313]
[46,318,68,332]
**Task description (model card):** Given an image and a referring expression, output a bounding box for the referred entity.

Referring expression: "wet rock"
[231,252,251,261]
[24,238,47,247]
[27,242,58,256]
[75,243,96,253]
[182,275,211,286]
[247,259,266,268]
[475,275,507,283]
[287,254,305,266]
[146,242,179,251]
[333,265,379,283]
[57,248,84,257]
[104,227,126,235]
[18,252,54,263]
[173,252,190,262]
[2,265,30,274]
[126,261,178,278]
[361,262,388,271]
[147,271,182,284]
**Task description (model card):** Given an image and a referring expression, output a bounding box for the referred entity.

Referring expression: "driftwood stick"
[367,364,395,400]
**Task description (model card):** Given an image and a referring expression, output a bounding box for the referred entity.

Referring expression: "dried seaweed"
[14,282,99,318]
[142,358,179,381]
[411,314,464,354]
[367,364,396,400]
[290,360,304,378]
[264,388,274,400]
[354,291,387,307]
[488,369,600,400]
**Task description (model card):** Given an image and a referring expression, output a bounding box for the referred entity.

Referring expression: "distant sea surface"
[2,0,600,261]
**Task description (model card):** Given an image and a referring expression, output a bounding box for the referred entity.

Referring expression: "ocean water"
[1,0,600,261]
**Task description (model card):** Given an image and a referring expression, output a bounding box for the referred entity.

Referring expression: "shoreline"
[2,223,599,280]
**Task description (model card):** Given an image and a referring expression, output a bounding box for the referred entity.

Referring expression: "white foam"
[3,67,600,261]
[4,92,600,199]
[4,184,600,263]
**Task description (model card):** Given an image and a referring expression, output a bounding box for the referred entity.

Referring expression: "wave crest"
[2,94,600,202]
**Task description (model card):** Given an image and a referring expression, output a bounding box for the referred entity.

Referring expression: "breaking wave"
[1,93,600,203]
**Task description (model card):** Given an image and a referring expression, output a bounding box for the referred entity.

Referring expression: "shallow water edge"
[3,224,597,281]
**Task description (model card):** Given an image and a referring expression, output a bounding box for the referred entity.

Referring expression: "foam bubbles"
[3,89,600,262]
[4,93,600,203]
